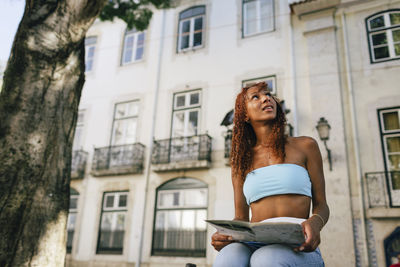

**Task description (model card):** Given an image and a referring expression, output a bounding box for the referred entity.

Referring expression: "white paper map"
[206,217,305,245]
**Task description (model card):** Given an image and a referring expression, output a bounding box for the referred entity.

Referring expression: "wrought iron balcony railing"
[91,143,145,176]
[151,134,212,171]
[365,171,400,208]
[71,150,88,179]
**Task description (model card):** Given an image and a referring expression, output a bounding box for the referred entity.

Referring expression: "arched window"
[385,227,400,266]
[67,188,79,253]
[177,6,205,52]
[121,28,145,65]
[152,178,208,257]
[366,10,400,63]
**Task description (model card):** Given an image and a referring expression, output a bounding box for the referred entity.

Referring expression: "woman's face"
[245,86,277,124]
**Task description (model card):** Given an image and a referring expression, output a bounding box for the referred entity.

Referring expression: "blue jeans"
[213,242,325,267]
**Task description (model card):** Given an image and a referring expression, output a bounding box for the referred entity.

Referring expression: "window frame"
[177,6,206,53]
[85,36,97,73]
[366,9,400,64]
[96,191,129,255]
[121,28,146,65]
[151,178,208,257]
[109,100,140,146]
[242,0,275,38]
[67,189,79,254]
[378,106,400,173]
[170,89,202,138]
[242,75,277,95]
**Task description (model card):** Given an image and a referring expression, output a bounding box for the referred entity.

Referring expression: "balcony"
[365,171,400,209]
[151,134,212,172]
[91,143,145,176]
[71,150,88,179]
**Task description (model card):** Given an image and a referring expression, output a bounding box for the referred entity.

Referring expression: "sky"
[0,0,25,65]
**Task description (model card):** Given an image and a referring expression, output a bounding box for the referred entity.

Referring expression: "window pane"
[190,93,199,105]
[176,95,186,107]
[112,120,125,145]
[393,30,400,42]
[172,111,185,137]
[194,17,203,31]
[167,210,181,229]
[196,210,207,229]
[395,44,400,56]
[119,194,127,208]
[260,0,273,32]
[135,47,144,60]
[123,35,134,64]
[391,172,400,189]
[126,102,139,117]
[182,210,195,229]
[389,155,400,171]
[173,192,180,206]
[67,213,77,230]
[188,111,198,136]
[101,213,113,230]
[183,189,207,207]
[390,13,400,26]
[369,16,385,29]
[182,20,190,33]
[387,137,400,153]
[193,33,202,47]
[155,211,165,229]
[87,46,95,58]
[374,46,390,59]
[159,191,174,208]
[180,35,189,50]
[244,1,257,35]
[372,32,387,46]
[383,112,400,130]
[115,103,127,119]
[69,197,78,210]
[73,126,83,150]
[137,32,145,45]
[106,195,114,208]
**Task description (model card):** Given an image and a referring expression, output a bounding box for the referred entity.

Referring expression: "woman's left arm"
[296,136,330,252]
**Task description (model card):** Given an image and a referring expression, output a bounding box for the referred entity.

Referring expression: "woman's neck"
[252,122,274,147]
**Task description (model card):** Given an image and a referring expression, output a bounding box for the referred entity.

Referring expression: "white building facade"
[66,1,400,267]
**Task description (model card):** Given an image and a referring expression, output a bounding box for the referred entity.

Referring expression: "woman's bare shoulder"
[287,136,319,151]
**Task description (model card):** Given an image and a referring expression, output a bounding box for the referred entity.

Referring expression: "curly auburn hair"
[230,81,288,181]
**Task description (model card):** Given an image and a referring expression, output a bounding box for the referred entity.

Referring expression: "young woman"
[212,82,329,267]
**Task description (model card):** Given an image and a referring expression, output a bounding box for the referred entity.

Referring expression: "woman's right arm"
[211,174,249,251]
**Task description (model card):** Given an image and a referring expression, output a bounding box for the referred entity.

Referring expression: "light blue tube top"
[243,163,312,205]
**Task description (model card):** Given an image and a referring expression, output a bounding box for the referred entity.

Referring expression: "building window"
[73,110,85,151]
[242,0,274,37]
[171,90,201,138]
[242,75,277,95]
[152,178,208,257]
[111,100,139,146]
[178,6,205,52]
[366,10,400,63]
[121,28,145,65]
[96,191,128,254]
[379,107,400,206]
[67,189,79,253]
[85,36,97,72]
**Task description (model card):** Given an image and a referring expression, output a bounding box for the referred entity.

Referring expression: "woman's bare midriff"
[250,194,311,223]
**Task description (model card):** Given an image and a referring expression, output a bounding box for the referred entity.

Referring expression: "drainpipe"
[339,12,370,266]
[136,9,166,267]
[289,13,299,136]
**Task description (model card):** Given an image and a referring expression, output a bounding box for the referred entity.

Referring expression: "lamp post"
[316,117,332,171]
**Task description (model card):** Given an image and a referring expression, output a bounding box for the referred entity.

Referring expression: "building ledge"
[152,160,211,172]
[91,166,143,177]
[367,207,400,219]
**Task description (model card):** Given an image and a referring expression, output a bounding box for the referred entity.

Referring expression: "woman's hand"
[294,216,323,252]
[211,232,234,251]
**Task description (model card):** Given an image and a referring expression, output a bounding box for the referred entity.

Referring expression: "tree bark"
[0,1,107,266]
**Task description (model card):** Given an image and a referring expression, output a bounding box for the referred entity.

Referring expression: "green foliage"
[99,0,171,31]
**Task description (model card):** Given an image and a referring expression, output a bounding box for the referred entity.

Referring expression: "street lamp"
[316,117,332,171]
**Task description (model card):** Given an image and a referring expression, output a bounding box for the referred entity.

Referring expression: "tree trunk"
[0,1,106,266]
